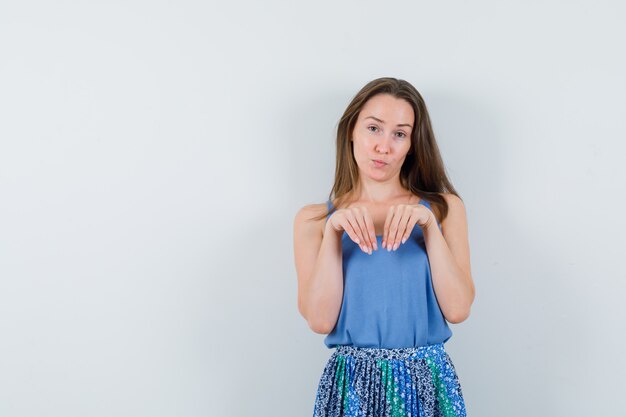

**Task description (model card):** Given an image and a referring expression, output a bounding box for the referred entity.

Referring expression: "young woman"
[293,77,475,417]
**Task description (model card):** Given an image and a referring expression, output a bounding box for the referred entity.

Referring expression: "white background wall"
[1,1,625,416]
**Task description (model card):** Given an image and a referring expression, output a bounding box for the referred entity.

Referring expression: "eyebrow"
[364,116,413,129]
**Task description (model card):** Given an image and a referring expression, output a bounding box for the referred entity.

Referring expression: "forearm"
[301,223,344,333]
[422,214,474,323]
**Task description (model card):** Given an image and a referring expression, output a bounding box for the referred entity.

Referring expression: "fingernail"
[401,238,407,244]
[393,242,399,251]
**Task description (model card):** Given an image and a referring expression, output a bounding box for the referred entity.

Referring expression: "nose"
[375,135,392,154]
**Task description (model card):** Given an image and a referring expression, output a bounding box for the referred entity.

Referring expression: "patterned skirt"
[312,342,466,417]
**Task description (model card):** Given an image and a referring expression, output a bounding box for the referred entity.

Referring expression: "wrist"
[324,219,343,239]
[423,212,439,232]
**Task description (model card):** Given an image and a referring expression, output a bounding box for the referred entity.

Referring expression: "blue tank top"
[323,198,452,349]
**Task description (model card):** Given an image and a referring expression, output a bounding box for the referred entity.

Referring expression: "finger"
[382,205,396,250]
[342,212,362,246]
[390,205,410,251]
[386,206,403,251]
[400,211,419,245]
[348,209,371,254]
[362,208,378,251]
[353,208,373,254]
[354,207,373,253]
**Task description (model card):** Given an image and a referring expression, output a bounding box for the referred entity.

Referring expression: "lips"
[372,159,387,167]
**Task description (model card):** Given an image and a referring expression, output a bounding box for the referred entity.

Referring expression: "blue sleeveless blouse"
[323,198,452,349]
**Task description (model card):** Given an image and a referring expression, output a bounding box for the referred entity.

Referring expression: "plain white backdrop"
[1,1,625,416]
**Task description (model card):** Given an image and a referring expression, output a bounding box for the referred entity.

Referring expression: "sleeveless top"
[323,198,452,349]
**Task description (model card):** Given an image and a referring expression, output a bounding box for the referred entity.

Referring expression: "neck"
[351,180,409,203]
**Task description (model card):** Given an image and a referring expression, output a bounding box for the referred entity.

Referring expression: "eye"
[396,131,407,138]
[367,125,379,132]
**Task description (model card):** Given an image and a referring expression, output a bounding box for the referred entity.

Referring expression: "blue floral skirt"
[312,342,467,417]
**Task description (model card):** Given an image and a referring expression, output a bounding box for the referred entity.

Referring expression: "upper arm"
[440,193,475,297]
[293,204,326,316]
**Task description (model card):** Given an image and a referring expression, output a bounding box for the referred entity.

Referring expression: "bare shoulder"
[294,202,328,237]
[440,192,465,208]
[438,192,467,231]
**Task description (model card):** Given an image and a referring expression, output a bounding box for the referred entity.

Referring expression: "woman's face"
[351,93,414,181]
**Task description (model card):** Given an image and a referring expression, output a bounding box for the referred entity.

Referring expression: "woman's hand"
[328,206,378,255]
[382,203,435,251]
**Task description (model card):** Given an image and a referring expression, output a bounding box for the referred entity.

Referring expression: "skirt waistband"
[334,342,446,361]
